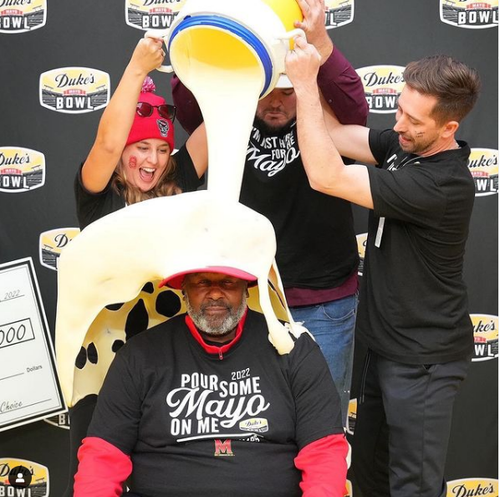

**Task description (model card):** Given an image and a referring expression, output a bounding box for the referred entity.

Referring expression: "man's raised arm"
[287,34,375,209]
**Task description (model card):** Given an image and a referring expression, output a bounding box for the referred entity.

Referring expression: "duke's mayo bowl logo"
[39,68,110,114]
[346,398,357,436]
[0,0,46,34]
[44,412,70,430]
[0,458,49,497]
[324,0,354,29]
[39,228,80,271]
[239,417,269,433]
[447,478,498,496]
[0,147,45,193]
[356,65,405,114]
[440,0,498,29]
[471,314,498,362]
[467,148,498,197]
[126,0,185,30]
[356,233,367,276]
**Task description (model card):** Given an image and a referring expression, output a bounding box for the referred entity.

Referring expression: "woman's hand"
[128,37,165,76]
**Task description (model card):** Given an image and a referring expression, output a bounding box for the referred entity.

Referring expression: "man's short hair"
[403,55,481,125]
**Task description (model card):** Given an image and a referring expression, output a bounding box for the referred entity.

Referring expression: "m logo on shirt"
[214,439,234,457]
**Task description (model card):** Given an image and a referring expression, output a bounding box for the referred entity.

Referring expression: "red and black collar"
[184,309,248,359]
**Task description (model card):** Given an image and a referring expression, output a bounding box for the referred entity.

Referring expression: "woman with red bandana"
[75,37,207,229]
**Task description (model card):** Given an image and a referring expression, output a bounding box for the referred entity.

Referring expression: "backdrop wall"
[0,1,497,495]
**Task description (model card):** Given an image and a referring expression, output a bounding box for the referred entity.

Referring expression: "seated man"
[74,269,348,497]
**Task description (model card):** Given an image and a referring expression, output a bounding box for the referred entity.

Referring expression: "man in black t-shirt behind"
[74,269,348,497]
[286,34,481,497]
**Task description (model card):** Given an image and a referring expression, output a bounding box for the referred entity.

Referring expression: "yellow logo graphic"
[440,0,498,29]
[126,0,185,30]
[324,0,354,29]
[39,67,110,114]
[447,478,498,496]
[0,458,49,496]
[346,398,357,436]
[356,233,367,276]
[0,147,45,193]
[471,314,498,362]
[39,228,80,271]
[0,0,46,34]
[467,148,498,197]
[356,65,405,114]
[239,417,269,433]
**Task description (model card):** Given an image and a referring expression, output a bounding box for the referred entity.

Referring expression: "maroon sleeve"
[317,47,369,126]
[171,75,204,135]
[74,436,133,497]
[171,46,368,134]
[294,433,349,497]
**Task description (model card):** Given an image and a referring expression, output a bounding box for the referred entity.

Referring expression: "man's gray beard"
[185,295,247,337]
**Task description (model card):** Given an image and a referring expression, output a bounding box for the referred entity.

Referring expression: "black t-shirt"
[88,310,343,497]
[74,145,202,230]
[357,129,475,364]
[239,122,359,289]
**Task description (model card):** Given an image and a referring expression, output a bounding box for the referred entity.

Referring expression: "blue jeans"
[290,294,357,426]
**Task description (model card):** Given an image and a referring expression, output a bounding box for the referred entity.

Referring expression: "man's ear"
[442,120,459,138]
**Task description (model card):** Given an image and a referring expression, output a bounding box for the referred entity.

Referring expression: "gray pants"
[352,349,470,497]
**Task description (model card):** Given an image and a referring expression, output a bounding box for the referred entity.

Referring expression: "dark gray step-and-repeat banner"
[0,1,497,496]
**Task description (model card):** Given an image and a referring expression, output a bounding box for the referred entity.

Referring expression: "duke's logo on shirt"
[446,478,498,496]
[356,233,368,276]
[346,399,357,436]
[239,417,269,433]
[324,0,354,29]
[39,228,80,271]
[0,0,47,34]
[440,0,498,29]
[356,65,405,114]
[471,314,498,362]
[214,439,234,457]
[39,68,110,114]
[467,148,498,197]
[0,147,45,193]
[125,0,185,30]
[0,458,49,496]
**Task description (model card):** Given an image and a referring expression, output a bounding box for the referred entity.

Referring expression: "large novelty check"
[0,258,66,432]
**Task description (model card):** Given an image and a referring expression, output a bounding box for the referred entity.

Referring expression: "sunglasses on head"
[136,102,176,121]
